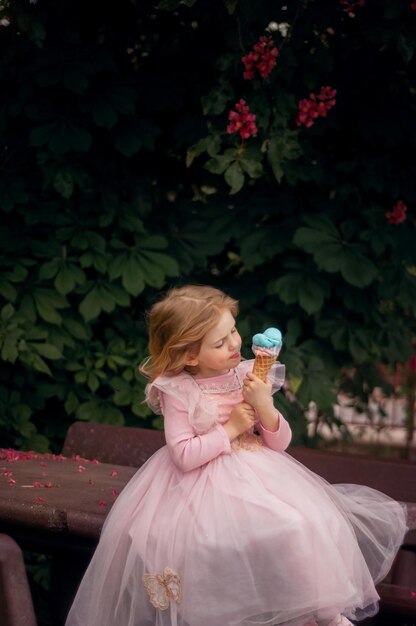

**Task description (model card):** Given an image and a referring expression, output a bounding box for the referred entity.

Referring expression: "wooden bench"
[0,534,37,626]
[62,422,416,621]
[62,421,166,467]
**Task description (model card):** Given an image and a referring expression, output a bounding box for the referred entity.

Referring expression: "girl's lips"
[231,352,241,360]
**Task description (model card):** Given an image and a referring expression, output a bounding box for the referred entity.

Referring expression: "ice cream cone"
[252,352,277,382]
[251,327,282,382]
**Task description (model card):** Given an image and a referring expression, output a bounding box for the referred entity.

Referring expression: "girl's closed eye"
[215,328,237,348]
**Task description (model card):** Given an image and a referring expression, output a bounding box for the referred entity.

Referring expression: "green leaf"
[33,289,67,325]
[267,133,302,183]
[225,0,237,14]
[267,138,284,183]
[315,319,348,351]
[79,286,102,321]
[76,399,124,424]
[93,99,119,129]
[79,250,108,273]
[1,303,15,322]
[296,357,336,409]
[138,252,179,288]
[186,134,222,167]
[268,272,328,314]
[0,277,17,302]
[240,158,263,179]
[298,279,327,314]
[55,263,85,295]
[293,226,338,251]
[30,121,59,147]
[108,253,128,280]
[137,235,168,250]
[1,337,19,363]
[19,295,37,324]
[8,264,29,283]
[205,154,234,175]
[201,82,233,115]
[109,253,144,295]
[110,240,177,293]
[122,256,145,296]
[79,282,127,321]
[224,161,245,194]
[35,300,62,325]
[97,284,118,312]
[87,372,100,392]
[49,122,92,153]
[64,391,79,414]
[302,214,340,236]
[20,17,46,47]
[294,220,378,287]
[28,354,53,376]
[348,328,372,363]
[341,252,378,288]
[30,120,92,153]
[63,69,89,93]
[39,259,60,280]
[32,343,63,360]
[108,283,130,307]
[113,119,161,156]
[64,318,90,340]
[72,230,106,251]
[53,170,74,198]
[107,86,137,116]
[111,377,133,406]
[141,251,179,276]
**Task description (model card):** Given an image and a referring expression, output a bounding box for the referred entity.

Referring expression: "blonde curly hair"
[139,285,238,381]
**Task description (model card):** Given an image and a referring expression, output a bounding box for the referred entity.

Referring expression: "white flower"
[278,22,290,37]
[266,21,290,37]
[266,21,279,32]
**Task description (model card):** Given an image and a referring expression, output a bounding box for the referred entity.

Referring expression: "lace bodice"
[145,359,285,434]
[194,370,244,424]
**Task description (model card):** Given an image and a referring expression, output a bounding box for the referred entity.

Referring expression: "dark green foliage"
[0,0,415,451]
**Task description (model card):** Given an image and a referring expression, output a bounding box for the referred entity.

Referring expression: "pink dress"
[65,360,407,626]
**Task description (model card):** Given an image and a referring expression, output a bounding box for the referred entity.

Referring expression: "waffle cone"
[252,353,277,382]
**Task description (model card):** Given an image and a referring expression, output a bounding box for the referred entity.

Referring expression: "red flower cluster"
[242,36,279,80]
[411,1,416,10]
[295,86,337,128]
[226,99,258,140]
[386,200,408,225]
[340,0,365,17]
[0,449,38,461]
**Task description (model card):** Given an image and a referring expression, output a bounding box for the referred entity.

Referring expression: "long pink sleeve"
[258,413,292,452]
[162,394,232,472]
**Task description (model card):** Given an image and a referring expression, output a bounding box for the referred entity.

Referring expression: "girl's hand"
[242,372,273,412]
[243,372,280,432]
[223,402,256,441]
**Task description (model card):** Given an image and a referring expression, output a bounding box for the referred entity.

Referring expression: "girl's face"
[189,309,242,378]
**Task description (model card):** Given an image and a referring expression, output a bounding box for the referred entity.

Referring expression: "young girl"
[65,284,407,626]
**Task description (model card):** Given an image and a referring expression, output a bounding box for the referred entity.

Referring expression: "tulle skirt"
[65,444,407,626]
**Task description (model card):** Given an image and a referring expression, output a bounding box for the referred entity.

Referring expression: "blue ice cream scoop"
[252,327,282,355]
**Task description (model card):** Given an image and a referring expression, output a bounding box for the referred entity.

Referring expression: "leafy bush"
[0,0,415,451]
